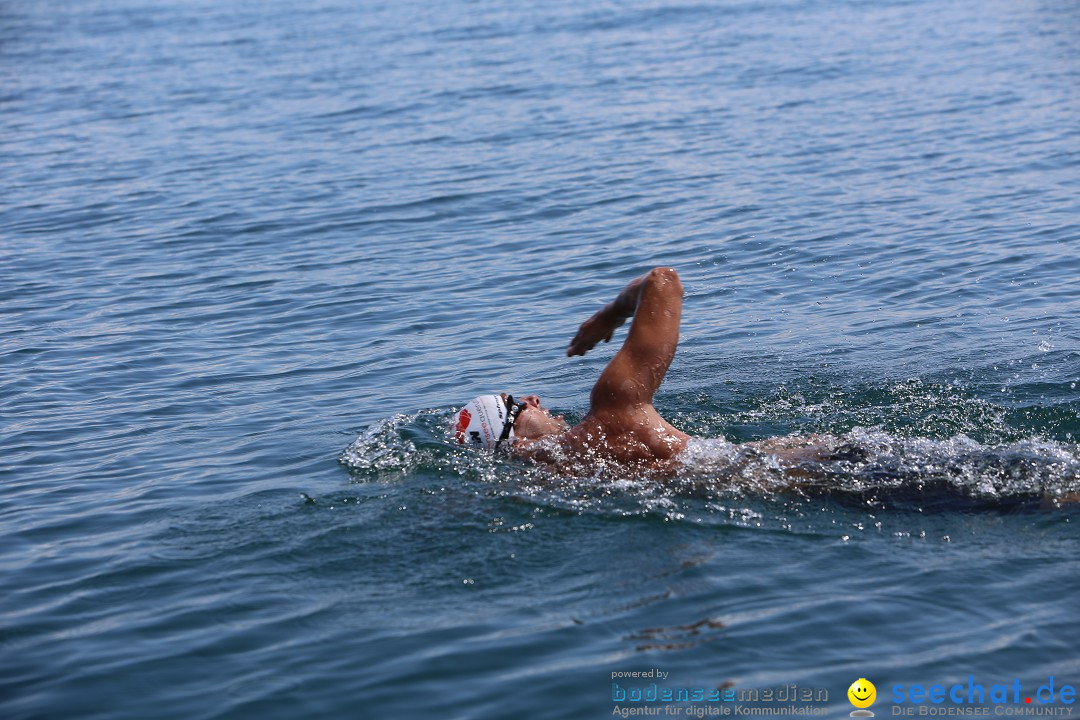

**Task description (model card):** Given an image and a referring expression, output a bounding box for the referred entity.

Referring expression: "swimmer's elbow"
[647,267,682,295]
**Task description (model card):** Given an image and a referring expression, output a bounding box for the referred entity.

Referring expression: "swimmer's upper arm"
[589,267,683,411]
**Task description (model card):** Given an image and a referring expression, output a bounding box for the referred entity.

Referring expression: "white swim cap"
[452,394,519,450]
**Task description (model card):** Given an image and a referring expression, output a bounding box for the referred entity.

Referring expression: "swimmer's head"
[452,393,568,450]
[451,394,523,450]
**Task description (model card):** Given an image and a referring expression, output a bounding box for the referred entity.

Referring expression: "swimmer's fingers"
[566,327,596,356]
[567,310,624,356]
[567,317,601,356]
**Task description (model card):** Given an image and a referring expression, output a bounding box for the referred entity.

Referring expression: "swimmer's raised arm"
[567,267,683,410]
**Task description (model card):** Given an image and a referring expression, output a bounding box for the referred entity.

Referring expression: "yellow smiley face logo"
[848,678,876,708]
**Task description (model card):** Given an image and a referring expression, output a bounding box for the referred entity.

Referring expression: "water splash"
[340,409,524,486]
[775,427,1080,504]
[340,410,1080,519]
[340,413,422,473]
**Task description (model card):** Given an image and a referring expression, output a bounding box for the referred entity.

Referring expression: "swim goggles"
[496,394,528,449]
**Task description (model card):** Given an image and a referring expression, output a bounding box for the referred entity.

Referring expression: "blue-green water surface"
[3,0,1079,718]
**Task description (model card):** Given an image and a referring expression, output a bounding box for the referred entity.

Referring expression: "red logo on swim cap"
[454,408,472,444]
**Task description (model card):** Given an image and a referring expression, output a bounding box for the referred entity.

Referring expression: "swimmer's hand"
[567,304,627,356]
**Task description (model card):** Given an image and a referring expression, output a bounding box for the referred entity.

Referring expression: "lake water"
[3,0,1079,718]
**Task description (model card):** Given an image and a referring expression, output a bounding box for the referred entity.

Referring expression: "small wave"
[340,410,520,485]
[339,413,425,474]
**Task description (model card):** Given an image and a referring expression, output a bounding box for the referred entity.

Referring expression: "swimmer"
[452,267,838,474]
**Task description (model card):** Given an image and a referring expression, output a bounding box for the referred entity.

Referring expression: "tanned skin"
[511,267,691,470]
[509,267,835,473]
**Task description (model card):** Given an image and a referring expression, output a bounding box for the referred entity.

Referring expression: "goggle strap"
[495,395,526,449]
